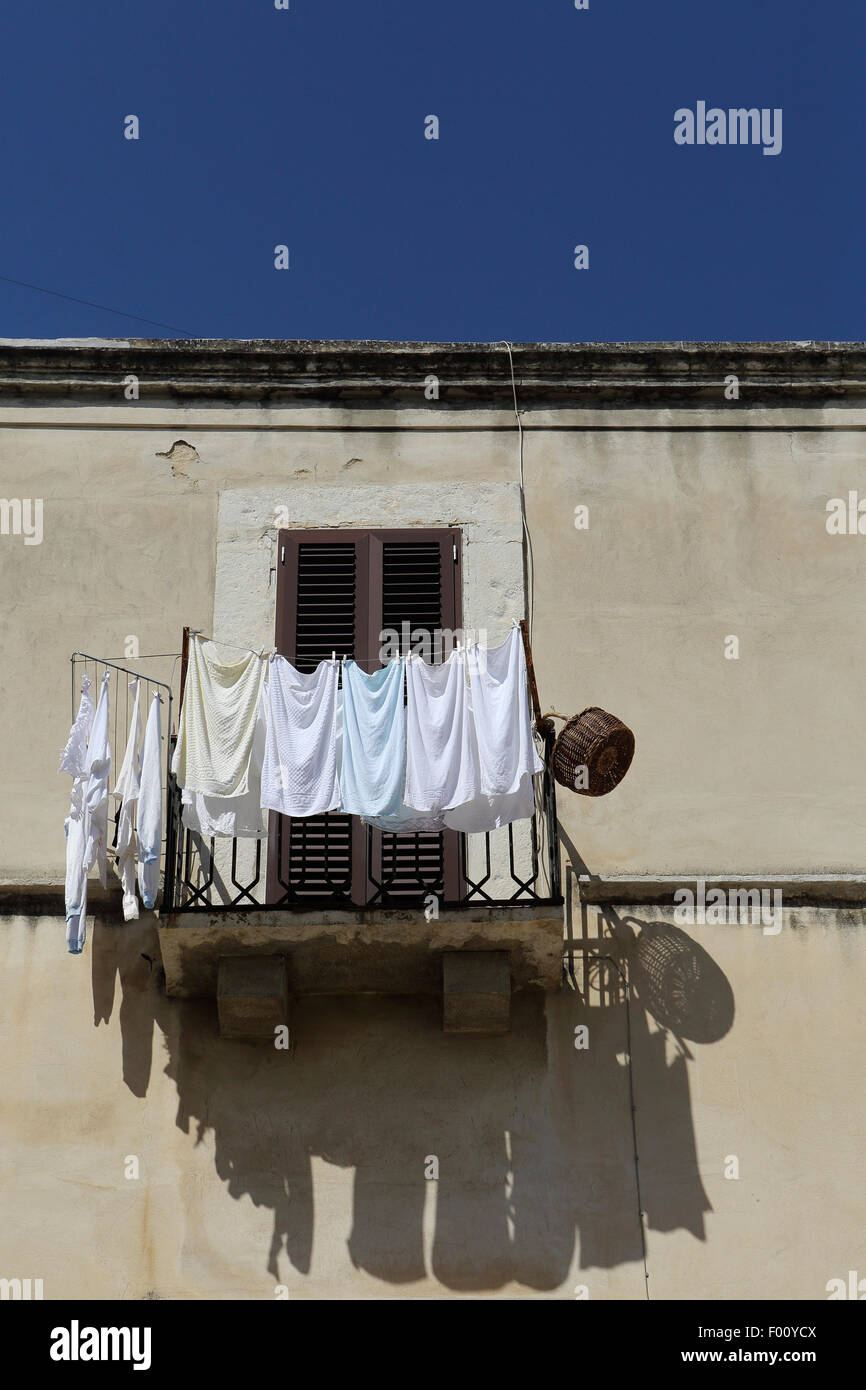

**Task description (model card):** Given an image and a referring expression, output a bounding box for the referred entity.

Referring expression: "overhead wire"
[0,272,195,336]
[500,340,550,885]
[500,340,535,642]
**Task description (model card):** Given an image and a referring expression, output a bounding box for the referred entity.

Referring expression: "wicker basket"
[550,707,635,796]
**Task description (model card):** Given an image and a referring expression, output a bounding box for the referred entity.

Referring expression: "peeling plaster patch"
[156,439,201,481]
[213,481,524,651]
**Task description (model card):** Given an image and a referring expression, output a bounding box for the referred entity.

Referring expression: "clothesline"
[187,629,273,658]
[185,619,524,664]
[83,652,182,661]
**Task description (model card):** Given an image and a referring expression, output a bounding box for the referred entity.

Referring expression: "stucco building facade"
[1,339,863,1299]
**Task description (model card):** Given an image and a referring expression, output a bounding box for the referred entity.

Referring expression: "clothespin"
[331,650,336,663]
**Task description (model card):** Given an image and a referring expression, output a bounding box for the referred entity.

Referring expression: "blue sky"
[1,0,862,342]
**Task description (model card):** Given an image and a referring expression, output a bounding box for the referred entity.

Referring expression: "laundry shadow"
[91,921,582,1290]
[92,886,733,1288]
[91,914,162,1098]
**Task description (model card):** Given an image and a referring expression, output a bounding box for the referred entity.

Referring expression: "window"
[267,528,463,907]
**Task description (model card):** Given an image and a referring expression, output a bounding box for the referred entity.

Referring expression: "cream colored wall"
[0,906,861,1300]
[2,400,865,880]
[526,416,866,874]
[1,392,864,1301]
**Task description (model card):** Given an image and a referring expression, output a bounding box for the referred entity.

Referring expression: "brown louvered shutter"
[294,541,357,671]
[270,528,462,907]
[268,533,362,905]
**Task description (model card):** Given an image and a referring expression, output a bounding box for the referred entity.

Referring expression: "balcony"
[158,733,564,1013]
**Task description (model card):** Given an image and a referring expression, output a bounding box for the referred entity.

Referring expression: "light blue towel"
[339,659,407,817]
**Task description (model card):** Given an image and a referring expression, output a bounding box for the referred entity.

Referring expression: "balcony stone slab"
[157,904,563,998]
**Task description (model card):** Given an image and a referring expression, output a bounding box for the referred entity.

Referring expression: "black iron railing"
[164,730,561,913]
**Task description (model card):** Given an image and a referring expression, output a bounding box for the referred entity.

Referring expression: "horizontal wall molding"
[1,339,866,407]
[3,416,866,432]
[577,874,866,908]
[6,874,866,914]
[0,881,120,916]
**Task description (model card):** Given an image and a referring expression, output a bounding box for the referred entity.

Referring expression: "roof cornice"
[0,339,864,406]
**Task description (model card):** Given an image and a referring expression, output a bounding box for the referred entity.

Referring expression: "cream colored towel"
[172,637,267,798]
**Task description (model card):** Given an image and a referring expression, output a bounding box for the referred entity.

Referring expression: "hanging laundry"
[343,658,446,832]
[162,626,542,845]
[112,679,142,921]
[260,656,340,817]
[362,805,446,833]
[60,672,95,782]
[404,648,481,817]
[171,637,266,798]
[137,692,163,910]
[63,806,90,951]
[82,669,112,896]
[339,658,407,817]
[60,672,95,955]
[182,695,268,837]
[444,626,543,832]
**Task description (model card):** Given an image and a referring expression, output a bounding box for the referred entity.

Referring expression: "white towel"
[112,679,142,920]
[260,656,341,817]
[137,693,163,909]
[338,657,444,831]
[182,692,268,837]
[404,649,480,815]
[171,637,266,798]
[444,627,543,832]
[61,673,94,955]
[340,659,406,817]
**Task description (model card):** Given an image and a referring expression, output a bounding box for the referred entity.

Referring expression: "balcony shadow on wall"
[559,817,736,1243]
[622,913,734,1243]
[91,916,656,1292]
[571,900,735,1247]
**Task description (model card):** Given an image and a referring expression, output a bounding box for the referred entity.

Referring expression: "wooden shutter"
[269,528,462,907]
[293,541,357,671]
